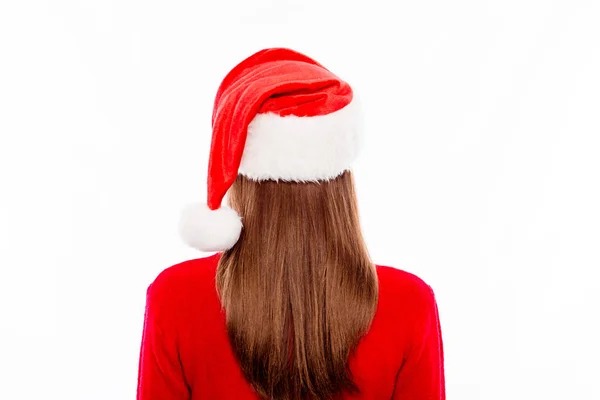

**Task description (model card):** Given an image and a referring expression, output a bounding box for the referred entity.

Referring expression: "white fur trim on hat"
[178,203,243,252]
[238,96,363,182]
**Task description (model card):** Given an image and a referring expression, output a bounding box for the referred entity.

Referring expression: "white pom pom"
[178,203,243,252]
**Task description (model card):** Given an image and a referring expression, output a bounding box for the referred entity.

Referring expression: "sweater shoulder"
[374,264,437,317]
[375,264,434,293]
[146,253,221,303]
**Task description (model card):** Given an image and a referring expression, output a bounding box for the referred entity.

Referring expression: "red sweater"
[136,253,445,399]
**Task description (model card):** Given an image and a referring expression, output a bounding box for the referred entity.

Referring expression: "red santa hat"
[179,48,363,252]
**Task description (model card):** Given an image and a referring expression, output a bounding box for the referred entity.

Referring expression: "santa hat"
[179,48,363,252]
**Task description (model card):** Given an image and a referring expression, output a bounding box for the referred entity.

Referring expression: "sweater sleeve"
[393,284,445,400]
[136,283,191,400]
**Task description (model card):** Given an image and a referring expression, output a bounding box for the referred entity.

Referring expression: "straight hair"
[216,170,378,400]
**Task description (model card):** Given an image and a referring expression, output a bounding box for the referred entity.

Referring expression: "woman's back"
[137,47,445,400]
[137,253,444,400]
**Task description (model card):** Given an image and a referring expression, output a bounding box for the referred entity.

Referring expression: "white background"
[1,0,599,399]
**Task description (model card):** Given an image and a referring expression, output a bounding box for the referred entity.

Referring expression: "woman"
[136,48,445,400]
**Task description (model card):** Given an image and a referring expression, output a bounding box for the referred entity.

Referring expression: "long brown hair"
[216,170,378,400]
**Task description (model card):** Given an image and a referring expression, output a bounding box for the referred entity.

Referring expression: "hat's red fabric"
[208,48,353,210]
